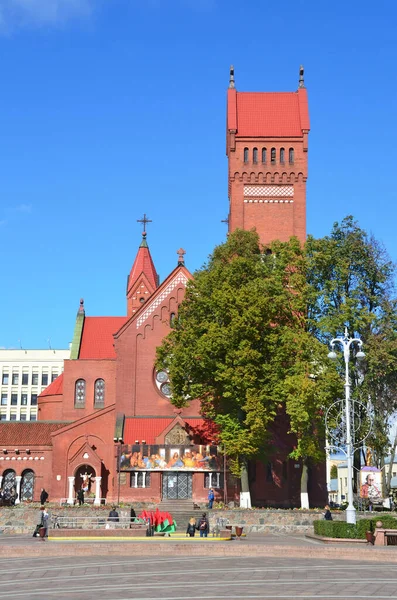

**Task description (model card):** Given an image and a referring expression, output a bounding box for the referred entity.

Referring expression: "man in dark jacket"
[108,507,119,522]
[198,512,209,538]
[40,488,49,504]
[77,488,84,506]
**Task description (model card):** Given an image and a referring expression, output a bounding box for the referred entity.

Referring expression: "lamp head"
[356,350,366,361]
[327,351,337,361]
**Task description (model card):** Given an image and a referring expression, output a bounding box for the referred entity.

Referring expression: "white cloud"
[0,0,94,30]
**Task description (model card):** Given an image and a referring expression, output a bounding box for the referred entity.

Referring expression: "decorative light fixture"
[135,440,139,444]
[26,449,30,454]
[15,449,20,455]
[3,449,7,454]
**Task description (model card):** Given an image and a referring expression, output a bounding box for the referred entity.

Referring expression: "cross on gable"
[177,248,186,264]
[137,214,152,234]
[221,216,229,226]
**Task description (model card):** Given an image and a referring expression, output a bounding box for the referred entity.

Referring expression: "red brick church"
[0,68,326,507]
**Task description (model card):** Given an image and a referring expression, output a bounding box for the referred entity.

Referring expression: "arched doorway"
[20,470,35,501]
[2,470,16,496]
[75,464,95,495]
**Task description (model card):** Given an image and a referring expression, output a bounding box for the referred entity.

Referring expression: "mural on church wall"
[119,444,221,472]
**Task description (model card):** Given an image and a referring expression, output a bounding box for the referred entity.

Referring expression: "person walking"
[198,512,209,538]
[77,488,85,506]
[207,488,215,509]
[186,517,197,537]
[38,506,50,540]
[40,488,49,505]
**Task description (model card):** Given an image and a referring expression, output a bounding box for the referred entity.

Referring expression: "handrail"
[52,515,149,529]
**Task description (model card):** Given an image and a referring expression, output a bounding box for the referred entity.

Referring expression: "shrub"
[314,515,397,539]
[314,520,361,538]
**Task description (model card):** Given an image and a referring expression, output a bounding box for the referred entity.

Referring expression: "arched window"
[261,147,267,163]
[20,469,35,501]
[74,379,86,408]
[2,470,16,497]
[94,379,105,409]
[280,148,285,164]
[170,312,176,327]
[243,147,249,163]
[253,148,258,164]
[289,148,294,164]
[271,148,276,164]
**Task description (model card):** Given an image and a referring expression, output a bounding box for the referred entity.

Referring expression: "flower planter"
[365,531,374,544]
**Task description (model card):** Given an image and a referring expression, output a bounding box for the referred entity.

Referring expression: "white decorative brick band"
[244,199,294,203]
[137,272,189,328]
[244,185,294,197]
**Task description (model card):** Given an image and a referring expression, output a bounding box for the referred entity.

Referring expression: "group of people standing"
[186,512,210,538]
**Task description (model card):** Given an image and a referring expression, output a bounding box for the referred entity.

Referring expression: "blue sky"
[0,0,396,349]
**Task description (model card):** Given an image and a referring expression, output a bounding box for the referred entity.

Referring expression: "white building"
[0,349,70,421]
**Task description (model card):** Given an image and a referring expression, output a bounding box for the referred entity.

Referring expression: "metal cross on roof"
[137,214,152,234]
[221,215,229,226]
[177,248,186,264]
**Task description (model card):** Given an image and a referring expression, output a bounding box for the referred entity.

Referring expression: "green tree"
[156,229,333,506]
[330,464,338,479]
[306,216,397,493]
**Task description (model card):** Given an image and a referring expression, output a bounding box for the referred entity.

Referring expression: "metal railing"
[51,515,149,530]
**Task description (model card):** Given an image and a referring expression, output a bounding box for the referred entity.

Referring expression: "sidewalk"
[1,531,397,561]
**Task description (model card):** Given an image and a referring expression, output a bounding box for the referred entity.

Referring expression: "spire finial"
[78,298,85,314]
[137,213,152,234]
[177,248,186,266]
[229,65,235,89]
[298,65,305,88]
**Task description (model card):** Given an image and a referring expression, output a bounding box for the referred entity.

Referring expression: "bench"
[374,521,397,546]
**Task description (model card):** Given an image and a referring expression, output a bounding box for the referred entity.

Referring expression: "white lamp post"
[328,327,365,524]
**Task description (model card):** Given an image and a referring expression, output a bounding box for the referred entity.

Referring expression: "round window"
[160,382,172,397]
[156,371,168,383]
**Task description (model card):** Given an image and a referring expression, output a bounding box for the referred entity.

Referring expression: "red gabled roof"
[0,422,68,446]
[228,91,309,138]
[127,234,158,295]
[124,418,205,444]
[79,317,127,359]
[39,373,63,398]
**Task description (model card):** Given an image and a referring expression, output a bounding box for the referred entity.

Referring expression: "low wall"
[0,504,353,535]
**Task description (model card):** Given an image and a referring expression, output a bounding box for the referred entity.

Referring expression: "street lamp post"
[328,327,365,524]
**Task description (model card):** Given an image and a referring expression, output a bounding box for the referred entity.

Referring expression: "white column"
[94,476,102,505]
[67,476,75,505]
[208,472,212,488]
[0,475,3,488]
[142,472,146,489]
[15,475,22,504]
[134,472,138,488]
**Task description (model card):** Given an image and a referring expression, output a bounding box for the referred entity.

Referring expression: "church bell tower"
[226,66,310,246]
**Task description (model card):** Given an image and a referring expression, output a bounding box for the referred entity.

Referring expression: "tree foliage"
[306,216,397,478]
[156,229,334,491]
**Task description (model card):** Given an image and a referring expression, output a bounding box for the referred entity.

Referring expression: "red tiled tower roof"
[126,232,159,317]
[39,373,64,398]
[127,232,158,295]
[227,71,310,138]
[79,317,127,359]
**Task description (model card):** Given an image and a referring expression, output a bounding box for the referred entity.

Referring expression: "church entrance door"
[162,472,192,500]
